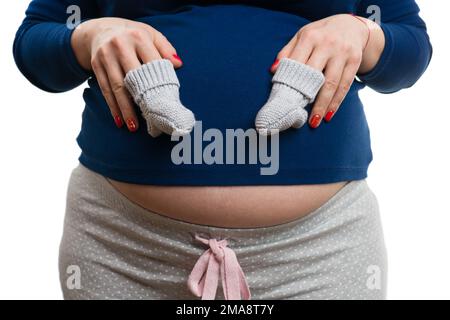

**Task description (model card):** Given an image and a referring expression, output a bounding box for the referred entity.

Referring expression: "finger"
[135,37,162,64]
[102,55,139,132]
[92,59,124,129]
[109,33,141,73]
[116,47,141,74]
[288,31,315,65]
[326,58,360,122]
[270,36,297,72]
[153,31,183,68]
[305,47,329,71]
[309,57,345,128]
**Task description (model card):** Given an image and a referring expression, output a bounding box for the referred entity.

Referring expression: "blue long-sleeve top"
[13,0,432,185]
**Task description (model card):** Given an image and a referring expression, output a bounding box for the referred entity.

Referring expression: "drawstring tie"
[187,234,251,300]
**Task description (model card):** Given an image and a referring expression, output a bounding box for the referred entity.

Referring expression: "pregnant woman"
[13,0,432,300]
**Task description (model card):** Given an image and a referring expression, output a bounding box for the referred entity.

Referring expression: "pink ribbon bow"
[187,234,251,300]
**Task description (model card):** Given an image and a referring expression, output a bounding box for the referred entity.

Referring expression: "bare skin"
[106,180,349,228]
[72,15,384,228]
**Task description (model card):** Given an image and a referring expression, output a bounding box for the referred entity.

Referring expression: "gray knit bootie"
[124,59,195,137]
[255,58,325,135]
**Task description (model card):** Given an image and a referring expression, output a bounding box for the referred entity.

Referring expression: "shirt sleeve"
[356,0,433,94]
[13,0,99,93]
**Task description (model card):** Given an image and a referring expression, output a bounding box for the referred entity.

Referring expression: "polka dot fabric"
[59,164,387,300]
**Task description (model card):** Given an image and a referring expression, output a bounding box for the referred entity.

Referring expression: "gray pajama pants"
[59,163,387,300]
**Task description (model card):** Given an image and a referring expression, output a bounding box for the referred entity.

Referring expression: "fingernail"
[173,54,183,63]
[114,115,123,128]
[325,110,335,122]
[270,59,280,71]
[310,114,322,128]
[127,118,138,132]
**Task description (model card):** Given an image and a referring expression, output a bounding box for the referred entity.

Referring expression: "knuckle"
[101,86,112,96]
[349,52,362,64]
[90,57,100,70]
[324,78,339,90]
[111,81,124,94]
[340,81,352,93]
[128,28,145,41]
[96,46,109,61]
[302,29,319,42]
[109,36,125,51]
[340,42,352,53]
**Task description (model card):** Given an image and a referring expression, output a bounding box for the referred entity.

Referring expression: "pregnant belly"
[106,180,349,228]
[81,6,363,227]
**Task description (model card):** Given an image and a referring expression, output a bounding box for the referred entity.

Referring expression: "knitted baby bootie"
[255,58,325,135]
[125,59,195,137]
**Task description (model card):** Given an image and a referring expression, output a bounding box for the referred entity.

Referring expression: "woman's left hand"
[271,14,384,128]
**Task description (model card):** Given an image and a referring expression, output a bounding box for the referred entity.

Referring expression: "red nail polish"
[270,59,280,71]
[114,115,123,128]
[310,114,322,128]
[127,118,138,132]
[173,54,183,63]
[325,110,335,122]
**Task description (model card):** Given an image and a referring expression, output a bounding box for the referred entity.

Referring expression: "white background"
[0,1,448,300]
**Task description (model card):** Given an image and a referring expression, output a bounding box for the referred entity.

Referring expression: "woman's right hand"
[71,17,182,131]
